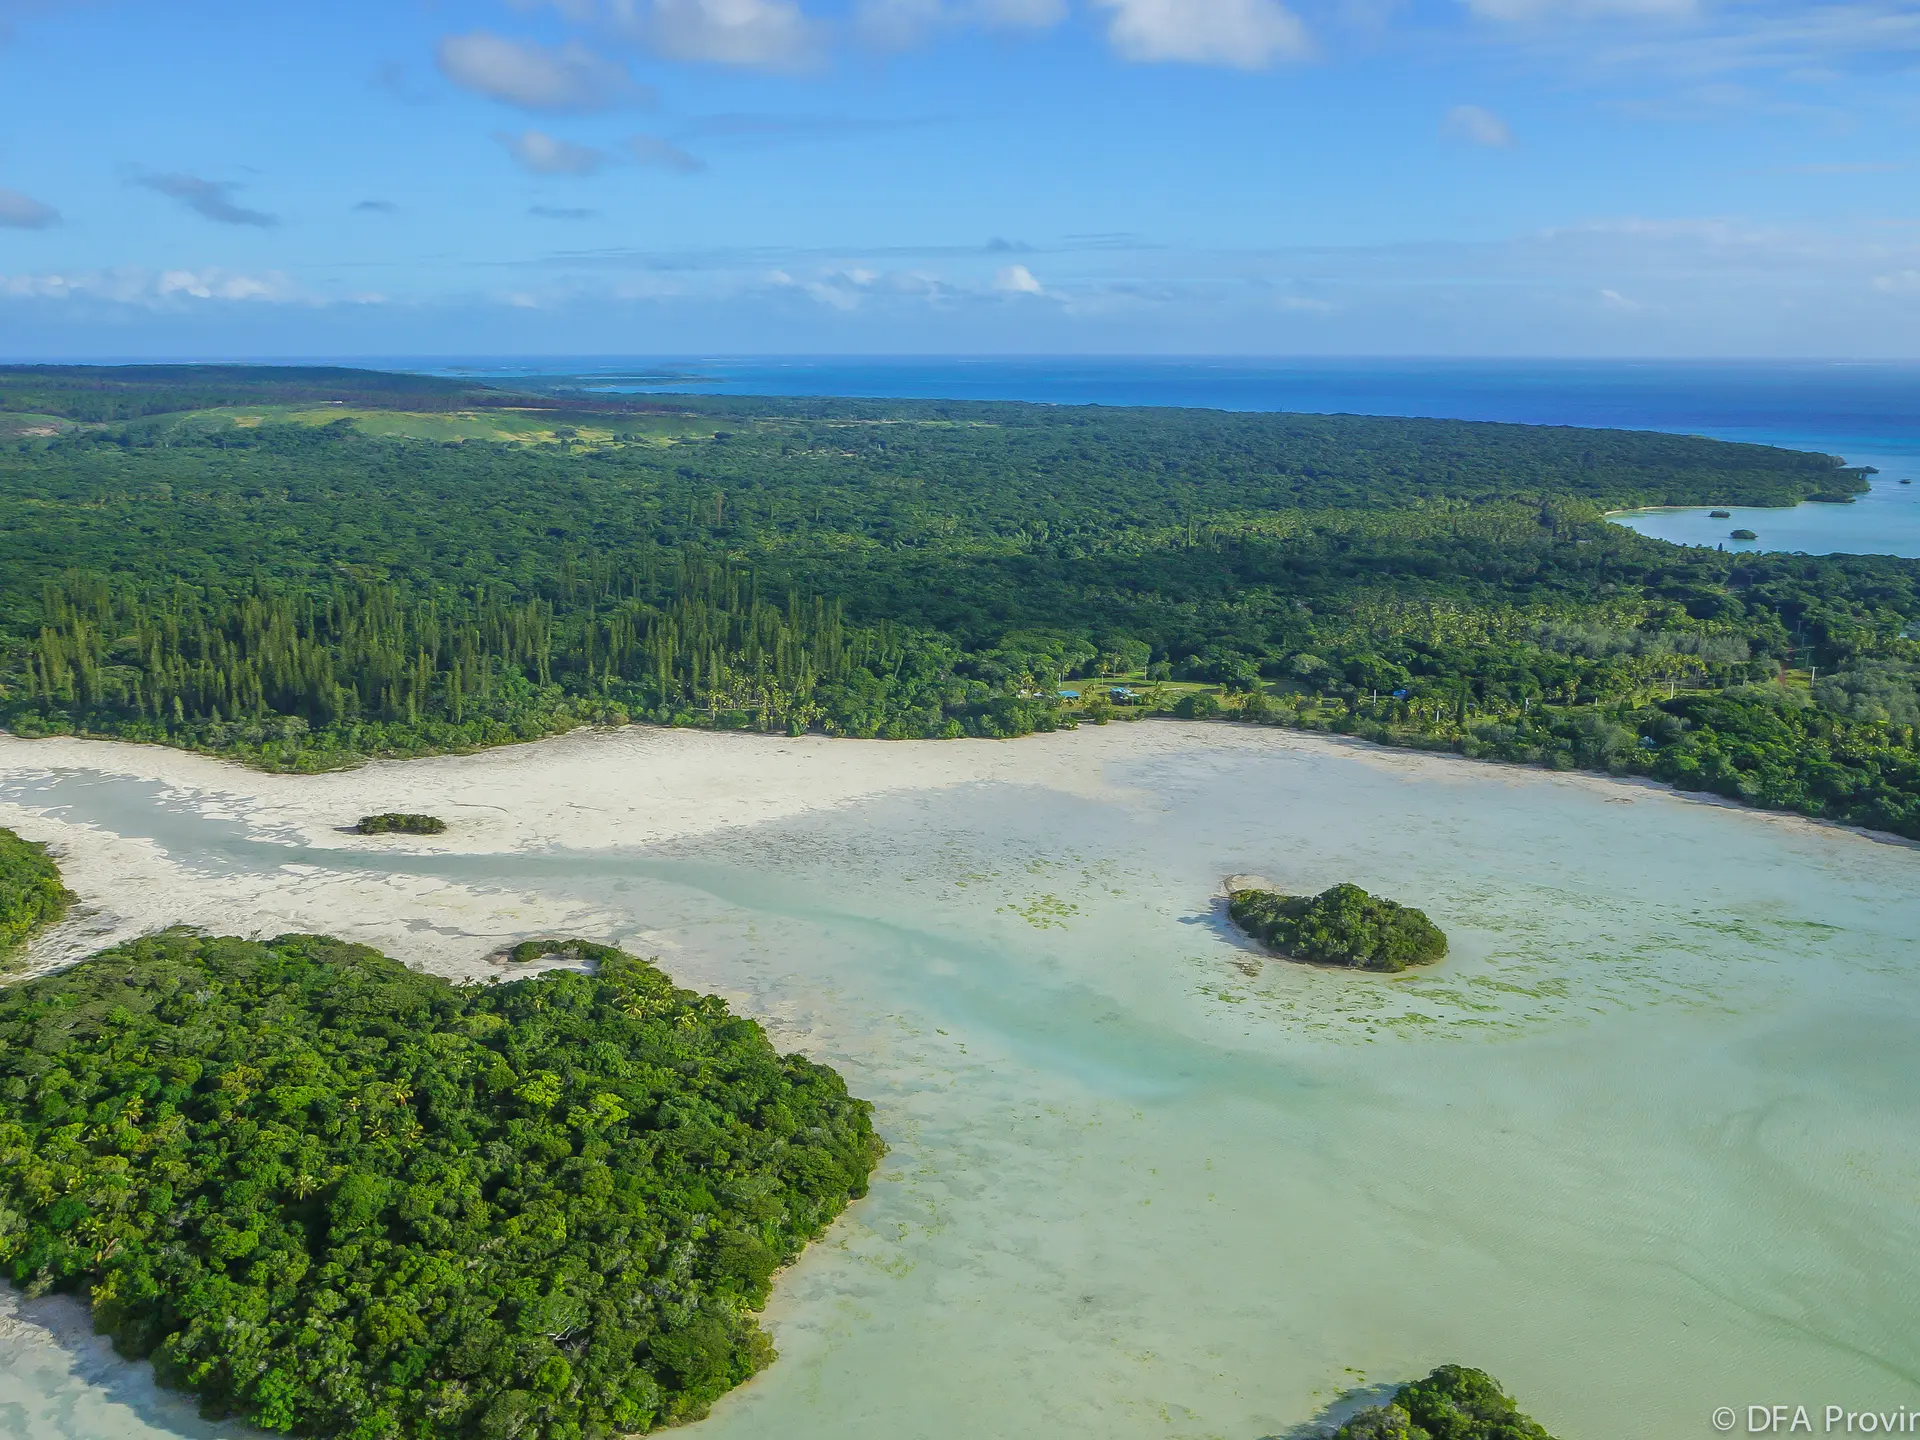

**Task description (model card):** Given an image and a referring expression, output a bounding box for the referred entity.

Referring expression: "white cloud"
[1443,103,1514,146]
[1873,270,1920,295]
[629,134,707,172]
[605,0,820,69]
[159,269,282,301]
[995,263,1044,293]
[0,187,59,229]
[1,267,298,305]
[1095,0,1311,67]
[436,32,649,110]
[1599,286,1643,309]
[496,130,610,174]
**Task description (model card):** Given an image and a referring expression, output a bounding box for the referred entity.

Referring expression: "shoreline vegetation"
[1330,1365,1559,1440]
[4,364,1919,840]
[0,826,72,967]
[355,812,447,836]
[0,919,885,1439]
[1228,883,1448,972]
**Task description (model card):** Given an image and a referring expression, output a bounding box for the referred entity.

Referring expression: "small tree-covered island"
[0,928,885,1439]
[1331,1365,1560,1439]
[1228,883,1448,972]
[356,812,448,836]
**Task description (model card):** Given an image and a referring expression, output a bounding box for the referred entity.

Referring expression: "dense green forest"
[0,364,496,422]
[0,927,883,1439]
[0,826,70,962]
[4,364,1920,836]
[1228,884,1447,972]
[1331,1366,1558,1439]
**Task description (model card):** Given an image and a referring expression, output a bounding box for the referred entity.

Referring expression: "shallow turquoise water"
[1610,476,1920,559]
[2,741,1918,1439]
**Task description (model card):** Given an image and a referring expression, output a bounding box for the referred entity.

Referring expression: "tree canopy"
[1333,1365,1559,1440]
[0,929,883,1438]
[4,371,1919,838]
[0,826,71,963]
[1229,884,1448,972]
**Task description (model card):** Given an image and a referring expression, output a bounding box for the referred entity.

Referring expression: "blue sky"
[2,0,1918,356]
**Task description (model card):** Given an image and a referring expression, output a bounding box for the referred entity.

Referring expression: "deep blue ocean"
[398,357,1920,556]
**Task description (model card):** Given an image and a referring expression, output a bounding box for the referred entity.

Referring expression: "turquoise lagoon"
[1,736,1917,1439]
[1609,436,1920,558]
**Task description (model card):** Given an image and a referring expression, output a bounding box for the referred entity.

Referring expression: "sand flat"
[2,721,1918,1440]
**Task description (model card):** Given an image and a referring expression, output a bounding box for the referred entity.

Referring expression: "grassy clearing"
[194,405,723,448]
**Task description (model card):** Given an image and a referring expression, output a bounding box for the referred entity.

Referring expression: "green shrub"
[1332,1365,1558,1439]
[1228,882,1447,972]
[0,827,71,961]
[507,936,626,966]
[355,812,447,835]
[1173,690,1220,720]
[0,930,884,1437]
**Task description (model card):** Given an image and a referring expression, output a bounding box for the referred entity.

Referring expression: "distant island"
[1228,883,1447,972]
[1730,528,1758,540]
[1331,1365,1558,1439]
[355,812,446,835]
[0,826,71,965]
[0,908,884,1436]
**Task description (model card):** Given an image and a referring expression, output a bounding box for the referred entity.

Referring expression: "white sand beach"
[0,717,1869,982]
[0,720,1589,978]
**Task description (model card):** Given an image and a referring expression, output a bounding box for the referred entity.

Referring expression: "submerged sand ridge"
[1,722,1917,1439]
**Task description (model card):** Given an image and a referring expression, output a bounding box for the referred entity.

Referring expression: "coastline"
[1,718,1908,985]
[3,715,1918,1440]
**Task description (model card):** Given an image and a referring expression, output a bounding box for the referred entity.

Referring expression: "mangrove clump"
[0,826,71,963]
[1332,1364,1559,1439]
[1730,528,1758,540]
[0,929,884,1437]
[508,936,625,966]
[355,812,446,835]
[1228,882,1447,972]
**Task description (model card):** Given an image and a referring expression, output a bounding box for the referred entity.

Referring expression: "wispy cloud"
[437,32,652,111]
[1095,0,1311,67]
[370,60,434,105]
[1,266,299,304]
[609,0,821,70]
[1443,103,1515,146]
[1771,161,1905,175]
[628,134,706,172]
[0,187,59,229]
[1462,0,1920,82]
[496,129,610,175]
[672,111,946,149]
[993,263,1045,294]
[354,199,399,214]
[134,173,278,227]
[1466,0,1697,23]
[854,0,1065,49]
